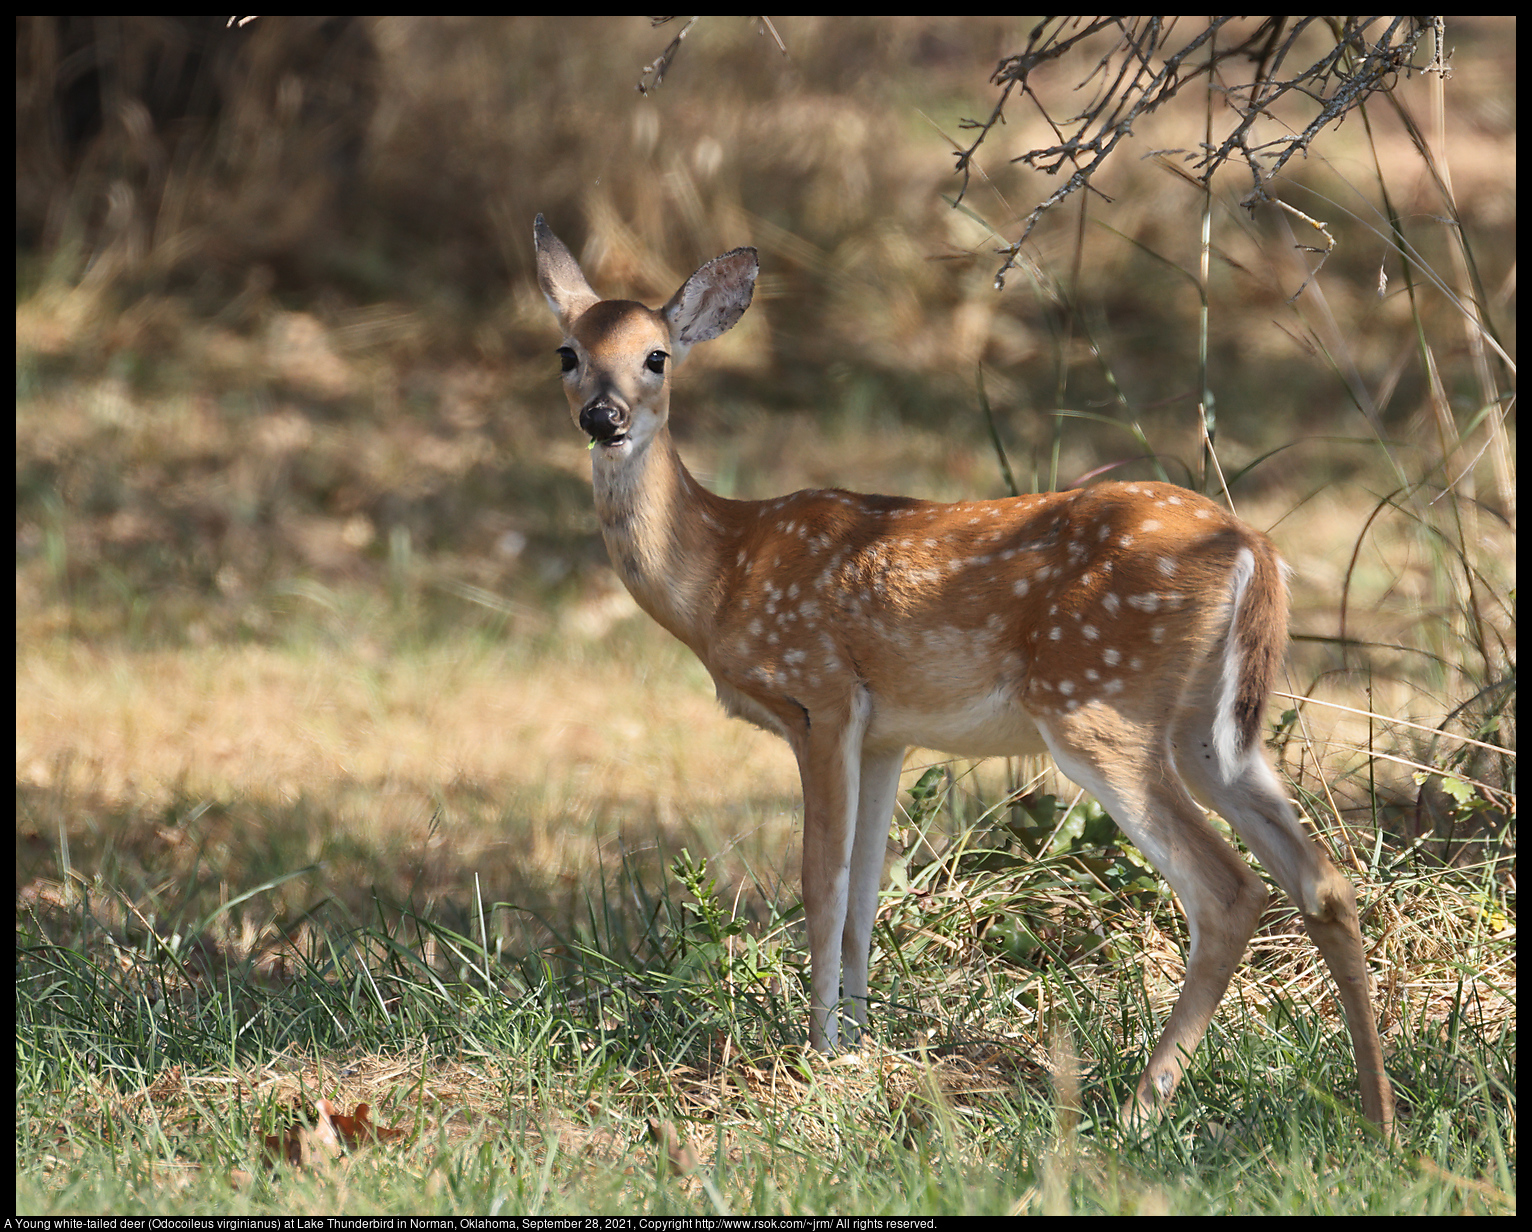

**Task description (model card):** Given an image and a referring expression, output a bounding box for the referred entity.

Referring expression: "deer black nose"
[579,401,630,444]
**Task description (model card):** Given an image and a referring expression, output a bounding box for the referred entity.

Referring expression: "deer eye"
[557,346,578,373]
[645,350,668,375]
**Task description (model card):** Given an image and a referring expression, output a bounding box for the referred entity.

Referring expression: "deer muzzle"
[579,400,630,446]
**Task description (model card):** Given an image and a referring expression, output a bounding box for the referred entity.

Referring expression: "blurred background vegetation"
[16,15,1514,631]
[15,17,1513,1059]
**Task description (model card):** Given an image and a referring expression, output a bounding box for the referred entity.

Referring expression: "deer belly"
[867,684,1048,758]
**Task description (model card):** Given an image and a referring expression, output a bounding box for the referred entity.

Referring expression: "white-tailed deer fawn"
[534,215,1395,1135]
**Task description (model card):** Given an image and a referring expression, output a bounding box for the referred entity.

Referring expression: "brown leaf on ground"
[646,1117,700,1177]
[260,1098,407,1169]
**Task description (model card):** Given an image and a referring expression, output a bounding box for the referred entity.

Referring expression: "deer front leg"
[798,691,872,1052]
[840,744,906,1042]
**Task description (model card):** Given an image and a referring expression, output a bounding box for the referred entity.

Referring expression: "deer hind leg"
[1038,711,1270,1129]
[839,744,905,1042]
[1174,721,1396,1135]
[797,689,873,1052]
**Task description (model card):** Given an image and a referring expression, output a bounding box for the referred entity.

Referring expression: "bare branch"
[637,16,701,96]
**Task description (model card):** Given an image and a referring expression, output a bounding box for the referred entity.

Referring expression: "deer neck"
[590,425,728,650]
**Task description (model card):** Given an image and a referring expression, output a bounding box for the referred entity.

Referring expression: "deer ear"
[662,247,758,364]
[534,215,601,330]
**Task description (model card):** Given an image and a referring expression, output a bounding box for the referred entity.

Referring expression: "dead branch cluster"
[956,17,1441,288]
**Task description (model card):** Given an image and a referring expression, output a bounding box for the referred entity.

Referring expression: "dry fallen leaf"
[646,1117,700,1177]
[260,1099,407,1169]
